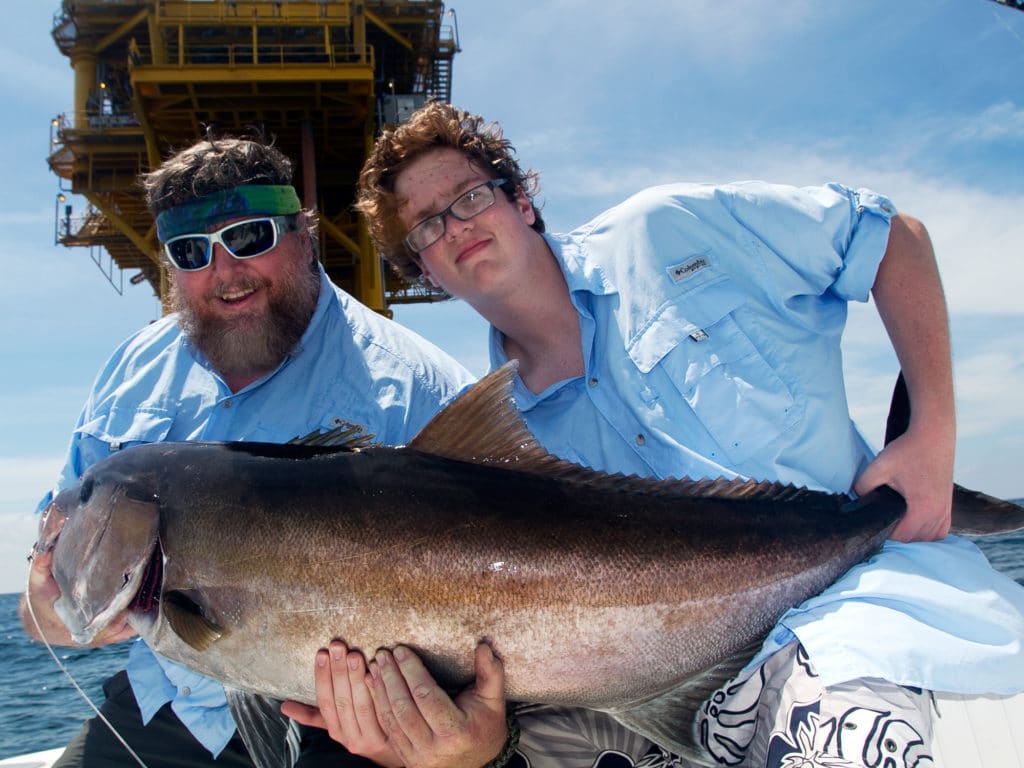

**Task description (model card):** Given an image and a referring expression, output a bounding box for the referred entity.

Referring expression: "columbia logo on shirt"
[667,255,709,284]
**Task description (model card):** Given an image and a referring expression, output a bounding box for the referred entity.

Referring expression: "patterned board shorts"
[507,643,934,768]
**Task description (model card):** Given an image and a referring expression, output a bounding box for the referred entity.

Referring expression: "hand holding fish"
[19,546,136,647]
[368,643,509,768]
[282,640,402,766]
[285,642,508,768]
[855,422,954,543]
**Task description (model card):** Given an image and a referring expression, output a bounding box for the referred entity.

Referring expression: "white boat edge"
[0,748,64,768]
[3,691,1023,767]
[931,690,1024,767]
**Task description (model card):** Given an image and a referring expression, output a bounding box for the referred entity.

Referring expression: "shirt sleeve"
[717,180,897,305]
[831,186,898,302]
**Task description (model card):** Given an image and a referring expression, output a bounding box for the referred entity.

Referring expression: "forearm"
[860,212,954,540]
[871,213,955,440]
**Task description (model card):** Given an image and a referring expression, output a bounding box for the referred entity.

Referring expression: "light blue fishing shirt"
[44,266,476,756]
[489,181,1024,694]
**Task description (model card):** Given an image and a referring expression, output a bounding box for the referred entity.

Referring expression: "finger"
[891,502,950,542]
[280,699,327,729]
[852,459,887,498]
[368,650,420,759]
[390,645,462,737]
[344,646,387,741]
[27,550,59,599]
[471,643,505,703]
[93,614,137,645]
[326,642,361,733]
[311,646,348,739]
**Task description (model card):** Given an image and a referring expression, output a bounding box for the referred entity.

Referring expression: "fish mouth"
[65,542,160,645]
[128,540,164,615]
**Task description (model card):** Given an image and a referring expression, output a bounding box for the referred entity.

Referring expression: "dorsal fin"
[289,423,377,450]
[408,362,856,507]
[409,361,580,475]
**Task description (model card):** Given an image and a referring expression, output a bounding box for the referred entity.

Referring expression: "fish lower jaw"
[63,551,159,644]
[60,595,134,645]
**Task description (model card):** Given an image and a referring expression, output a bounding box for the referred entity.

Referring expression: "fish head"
[47,469,161,644]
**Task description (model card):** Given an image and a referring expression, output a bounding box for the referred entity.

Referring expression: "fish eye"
[79,477,94,505]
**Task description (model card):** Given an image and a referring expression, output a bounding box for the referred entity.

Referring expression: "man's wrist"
[480,713,520,768]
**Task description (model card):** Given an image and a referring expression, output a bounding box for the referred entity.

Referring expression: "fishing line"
[24,560,151,768]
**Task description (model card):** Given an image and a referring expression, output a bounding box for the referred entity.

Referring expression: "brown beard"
[172,257,320,382]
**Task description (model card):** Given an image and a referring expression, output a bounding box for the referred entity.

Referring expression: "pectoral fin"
[605,641,761,766]
[163,590,225,651]
[225,688,300,768]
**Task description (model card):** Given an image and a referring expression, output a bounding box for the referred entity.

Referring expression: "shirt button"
[181,686,191,696]
[222,399,232,409]
[635,434,646,446]
[588,378,599,388]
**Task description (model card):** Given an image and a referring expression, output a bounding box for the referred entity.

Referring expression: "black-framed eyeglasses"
[403,179,512,253]
[163,216,291,271]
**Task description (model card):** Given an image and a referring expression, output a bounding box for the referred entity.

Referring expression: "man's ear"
[294,212,316,260]
[414,255,441,288]
[514,188,536,227]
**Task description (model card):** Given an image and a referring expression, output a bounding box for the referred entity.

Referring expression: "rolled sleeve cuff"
[832,188,897,303]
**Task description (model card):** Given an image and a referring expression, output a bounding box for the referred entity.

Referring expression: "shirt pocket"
[75,405,175,457]
[627,277,798,466]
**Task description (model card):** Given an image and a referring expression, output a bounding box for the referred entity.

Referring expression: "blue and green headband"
[156,185,302,242]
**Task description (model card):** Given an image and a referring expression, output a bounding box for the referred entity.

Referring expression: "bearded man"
[20,135,476,768]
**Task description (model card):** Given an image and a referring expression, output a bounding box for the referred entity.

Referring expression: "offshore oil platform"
[47,0,459,314]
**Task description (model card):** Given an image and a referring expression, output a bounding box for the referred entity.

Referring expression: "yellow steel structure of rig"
[48,0,459,313]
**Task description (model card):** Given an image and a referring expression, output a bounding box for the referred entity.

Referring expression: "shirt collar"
[542,231,618,297]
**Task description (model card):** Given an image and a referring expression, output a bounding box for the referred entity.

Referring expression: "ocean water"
[1,529,1022,759]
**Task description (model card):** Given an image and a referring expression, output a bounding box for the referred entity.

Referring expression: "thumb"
[853,453,891,499]
[472,643,505,702]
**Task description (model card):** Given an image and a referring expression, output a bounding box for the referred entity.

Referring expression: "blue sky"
[1,0,1023,593]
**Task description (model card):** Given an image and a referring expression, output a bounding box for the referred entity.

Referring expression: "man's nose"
[444,213,472,241]
[209,243,242,273]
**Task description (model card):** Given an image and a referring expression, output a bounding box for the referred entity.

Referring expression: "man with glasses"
[19,135,479,767]
[283,102,1024,768]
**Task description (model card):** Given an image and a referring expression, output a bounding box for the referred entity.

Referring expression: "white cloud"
[950,101,1024,143]
[0,457,63,596]
[531,135,1024,316]
[950,349,1024,440]
[0,457,63,514]
[0,510,41,596]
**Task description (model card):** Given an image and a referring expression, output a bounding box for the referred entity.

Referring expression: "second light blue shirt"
[490,181,1024,695]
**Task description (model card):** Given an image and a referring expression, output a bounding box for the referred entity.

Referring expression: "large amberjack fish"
[32,363,1024,767]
